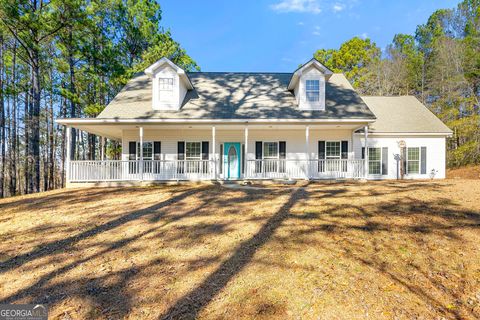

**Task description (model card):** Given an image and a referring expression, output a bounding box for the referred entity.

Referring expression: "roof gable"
[288,58,333,90]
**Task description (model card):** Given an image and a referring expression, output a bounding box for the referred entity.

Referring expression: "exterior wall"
[353,134,447,179]
[122,128,447,180]
[122,128,354,175]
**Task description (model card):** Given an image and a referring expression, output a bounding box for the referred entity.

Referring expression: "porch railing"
[245,159,365,180]
[68,159,365,182]
[69,160,214,182]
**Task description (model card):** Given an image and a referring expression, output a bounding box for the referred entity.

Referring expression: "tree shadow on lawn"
[1,181,479,319]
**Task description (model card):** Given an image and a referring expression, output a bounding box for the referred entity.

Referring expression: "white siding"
[353,135,447,179]
[122,128,352,163]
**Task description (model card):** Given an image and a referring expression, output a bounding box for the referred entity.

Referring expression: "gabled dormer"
[144,57,194,111]
[288,58,333,111]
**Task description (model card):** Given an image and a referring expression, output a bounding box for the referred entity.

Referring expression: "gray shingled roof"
[97,72,376,120]
[360,96,453,134]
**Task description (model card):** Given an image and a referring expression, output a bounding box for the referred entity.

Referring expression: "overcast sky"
[160,0,460,72]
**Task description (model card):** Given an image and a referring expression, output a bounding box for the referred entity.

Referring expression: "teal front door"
[224,142,241,179]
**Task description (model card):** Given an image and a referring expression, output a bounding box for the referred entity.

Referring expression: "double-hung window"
[325,141,340,171]
[137,142,153,173]
[263,142,279,172]
[407,147,420,174]
[306,80,320,102]
[159,78,173,101]
[368,147,381,175]
[185,142,201,172]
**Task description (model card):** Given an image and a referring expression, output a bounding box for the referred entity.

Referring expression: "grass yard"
[0,180,479,319]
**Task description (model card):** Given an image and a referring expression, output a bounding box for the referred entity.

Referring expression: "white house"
[56,58,452,185]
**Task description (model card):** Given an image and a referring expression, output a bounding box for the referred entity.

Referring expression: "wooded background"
[0,0,478,198]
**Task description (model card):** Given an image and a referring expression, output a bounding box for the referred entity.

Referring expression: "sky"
[160,0,460,72]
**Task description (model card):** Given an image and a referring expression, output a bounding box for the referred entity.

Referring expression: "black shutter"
[318,141,325,159]
[421,147,427,174]
[361,147,365,160]
[129,142,136,160]
[220,144,223,174]
[177,141,185,174]
[201,141,209,160]
[382,147,388,175]
[241,144,245,174]
[201,141,209,173]
[128,141,137,174]
[341,141,348,159]
[154,142,161,160]
[402,148,407,175]
[318,141,325,172]
[279,141,286,173]
[255,141,262,173]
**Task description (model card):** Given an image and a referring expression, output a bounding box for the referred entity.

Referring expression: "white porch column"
[244,126,249,178]
[100,137,105,161]
[139,126,144,181]
[364,126,369,178]
[212,126,216,180]
[305,125,310,180]
[66,126,72,183]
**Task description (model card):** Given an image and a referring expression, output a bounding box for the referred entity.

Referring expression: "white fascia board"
[56,118,376,125]
[288,59,333,90]
[144,57,193,89]
[353,132,453,137]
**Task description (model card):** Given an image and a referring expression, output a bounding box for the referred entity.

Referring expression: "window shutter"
[220,144,223,174]
[421,147,427,174]
[402,148,407,175]
[341,141,348,159]
[279,141,286,173]
[177,141,185,160]
[279,141,286,159]
[318,141,325,159]
[382,147,388,175]
[241,144,245,174]
[202,141,209,160]
[154,142,161,160]
[255,141,262,173]
[177,141,185,174]
[361,147,365,160]
[129,142,136,160]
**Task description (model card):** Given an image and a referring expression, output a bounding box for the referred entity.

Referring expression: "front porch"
[67,159,366,182]
[62,122,373,184]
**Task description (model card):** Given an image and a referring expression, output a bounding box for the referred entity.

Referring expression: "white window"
[263,142,279,159]
[159,78,173,101]
[136,142,153,160]
[407,147,420,174]
[306,79,320,102]
[368,147,381,175]
[186,142,201,160]
[325,141,341,159]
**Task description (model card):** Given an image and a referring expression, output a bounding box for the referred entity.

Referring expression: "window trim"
[368,147,382,175]
[136,141,153,160]
[305,79,320,103]
[185,141,202,161]
[263,141,279,160]
[406,147,420,174]
[324,141,341,159]
[158,77,174,102]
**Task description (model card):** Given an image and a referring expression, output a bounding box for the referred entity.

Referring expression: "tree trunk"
[0,34,5,198]
[30,49,41,193]
[24,82,30,194]
[68,30,77,162]
[9,42,17,196]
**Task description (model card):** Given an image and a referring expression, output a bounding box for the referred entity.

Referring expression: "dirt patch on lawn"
[447,165,480,179]
[0,180,479,319]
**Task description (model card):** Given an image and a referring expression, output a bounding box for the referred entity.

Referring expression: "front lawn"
[0,180,479,319]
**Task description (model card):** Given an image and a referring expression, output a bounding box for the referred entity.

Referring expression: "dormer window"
[159,78,174,101]
[306,80,320,102]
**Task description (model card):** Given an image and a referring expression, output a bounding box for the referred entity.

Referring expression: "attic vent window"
[306,80,320,102]
[159,78,174,101]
